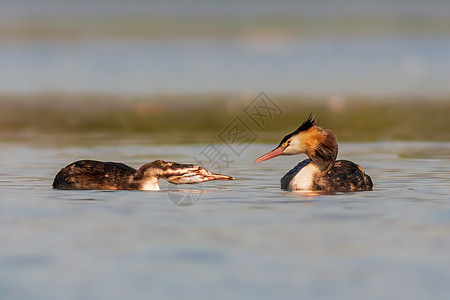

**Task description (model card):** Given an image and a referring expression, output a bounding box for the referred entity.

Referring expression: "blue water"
[1,37,450,96]
[1,141,450,299]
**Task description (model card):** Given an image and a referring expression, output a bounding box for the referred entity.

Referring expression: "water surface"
[1,141,450,299]
[1,37,449,96]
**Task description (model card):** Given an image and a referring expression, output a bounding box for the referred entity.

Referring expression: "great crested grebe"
[254,115,373,192]
[53,159,234,190]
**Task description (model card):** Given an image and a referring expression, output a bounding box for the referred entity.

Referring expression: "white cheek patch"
[179,174,204,183]
[283,137,305,155]
[165,172,204,184]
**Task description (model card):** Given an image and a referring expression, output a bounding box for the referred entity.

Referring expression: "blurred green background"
[1,0,449,143]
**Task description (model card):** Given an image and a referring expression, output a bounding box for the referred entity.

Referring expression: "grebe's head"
[142,160,234,184]
[165,164,235,184]
[254,114,337,163]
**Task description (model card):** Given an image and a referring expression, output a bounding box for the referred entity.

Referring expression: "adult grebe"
[53,159,234,190]
[254,115,373,192]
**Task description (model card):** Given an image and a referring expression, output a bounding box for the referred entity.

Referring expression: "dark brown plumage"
[53,160,138,190]
[314,160,373,191]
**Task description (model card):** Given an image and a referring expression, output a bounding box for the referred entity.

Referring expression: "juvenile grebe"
[254,115,373,192]
[53,159,234,190]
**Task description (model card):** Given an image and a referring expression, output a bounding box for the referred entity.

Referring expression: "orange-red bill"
[253,146,284,163]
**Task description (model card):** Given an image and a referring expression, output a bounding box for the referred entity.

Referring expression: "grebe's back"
[53,160,138,190]
[317,160,373,192]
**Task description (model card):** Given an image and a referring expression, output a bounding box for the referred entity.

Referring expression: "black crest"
[278,114,318,146]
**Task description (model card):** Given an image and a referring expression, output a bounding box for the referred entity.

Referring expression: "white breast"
[140,178,160,191]
[289,163,319,191]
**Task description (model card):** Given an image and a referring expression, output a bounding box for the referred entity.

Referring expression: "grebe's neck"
[132,160,170,190]
[304,128,338,172]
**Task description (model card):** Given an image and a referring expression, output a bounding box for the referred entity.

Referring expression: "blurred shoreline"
[1,15,450,40]
[1,93,449,144]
